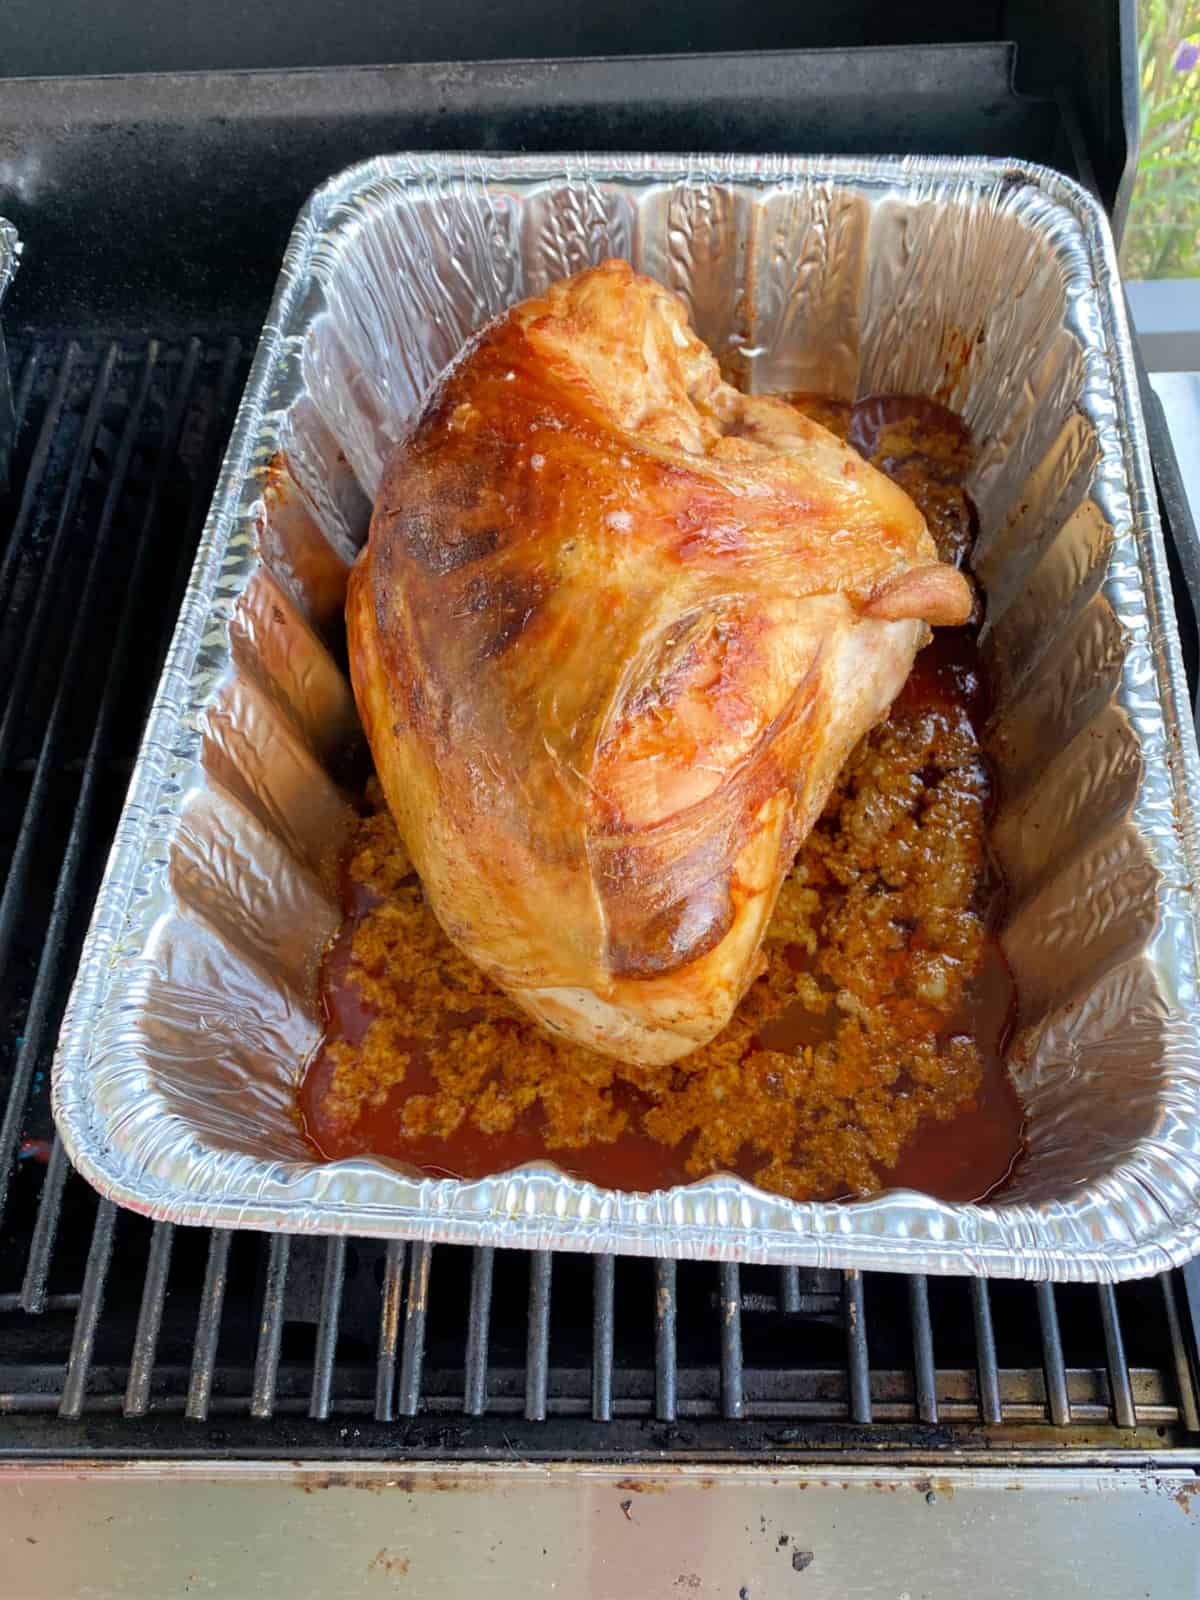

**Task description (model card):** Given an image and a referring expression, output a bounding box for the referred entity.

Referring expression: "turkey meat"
[346,259,972,1066]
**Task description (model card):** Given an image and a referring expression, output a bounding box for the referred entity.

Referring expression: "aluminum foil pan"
[52,154,1200,1279]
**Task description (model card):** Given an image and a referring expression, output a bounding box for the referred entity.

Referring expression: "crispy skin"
[347,260,972,1064]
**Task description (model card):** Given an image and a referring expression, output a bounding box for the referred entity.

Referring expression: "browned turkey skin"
[347,259,972,1065]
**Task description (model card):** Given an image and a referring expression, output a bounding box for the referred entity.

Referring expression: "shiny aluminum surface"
[0,218,17,300]
[51,154,1200,1278]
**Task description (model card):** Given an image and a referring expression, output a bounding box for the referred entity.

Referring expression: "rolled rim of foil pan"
[0,218,18,301]
[50,152,1200,1280]
[0,219,22,488]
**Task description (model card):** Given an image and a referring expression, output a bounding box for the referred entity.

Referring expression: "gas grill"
[3,2,1200,1591]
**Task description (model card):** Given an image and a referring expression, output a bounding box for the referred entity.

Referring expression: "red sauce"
[303,1001,703,1193]
[304,835,719,1187]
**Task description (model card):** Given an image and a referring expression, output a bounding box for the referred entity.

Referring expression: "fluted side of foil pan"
[52,154,1200,1279]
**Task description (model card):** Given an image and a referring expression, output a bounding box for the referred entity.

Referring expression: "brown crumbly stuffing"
[788,395,853,441]
[789,397,976,569]
[867,413,975,570]
[311,693,991,1199]
[308,395,999,1199]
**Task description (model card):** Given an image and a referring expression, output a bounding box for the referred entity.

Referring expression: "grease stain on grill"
[301,1472,468,1493]
[917,1475,956,1501]
[368,1548,410,1576]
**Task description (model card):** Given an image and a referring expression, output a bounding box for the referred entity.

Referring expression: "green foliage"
[1120,0,1200,279]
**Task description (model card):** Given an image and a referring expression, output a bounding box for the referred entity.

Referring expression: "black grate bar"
[0,343,156,960]
[157,336,245,663]
[0,367,128,1220]
[57,1200,117,1420]
[907,1275,938,1424]
[2,339,203,1268]
[0,343,119,777]
[0,343,77,618]
[0,346,160,1235]
[969,1278,1003,1425]
[19,1138,71,1313]
[7,1386,1181,1424]
[397,1240,433,1418]
[186,1229,231,1421]
[10,341,42,436]
[1096,1284,1136,1429]
[123,1222,175,1418]
[843,1270,872,1423]
[463,1246,494,1417]
[373,1240,406,1423]
[2,341,40,491]
[307,1235,346,1421]
[250,1233,291,1420]
[778,1266,802,1314]
[591,1254,615,1422]
[0,1292,78,1312]
[1161,1270,1200,1434]
[3,1382,1182,1425]
[2,342,199,1260]
[525,1251,552,1422]
[654,1258,678,1422]
[718,1261,744,1420]
[0,850,83,1239]
[1036,1281,1072,1425]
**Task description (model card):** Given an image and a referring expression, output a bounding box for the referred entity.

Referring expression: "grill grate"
[2,332,1200,1460]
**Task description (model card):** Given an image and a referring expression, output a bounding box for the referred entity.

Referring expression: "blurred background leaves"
[1121,0,1200,279]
